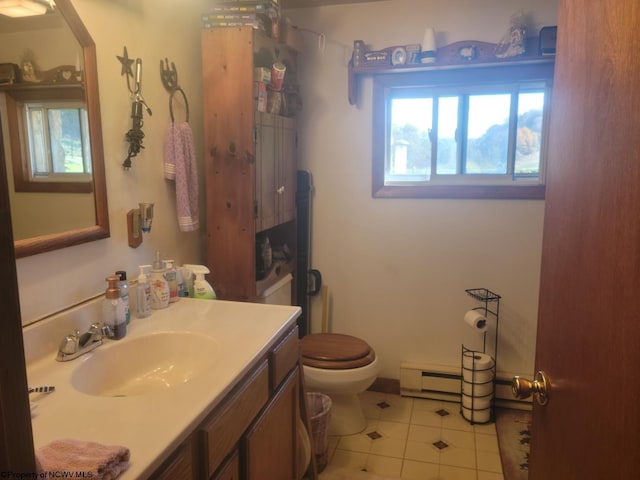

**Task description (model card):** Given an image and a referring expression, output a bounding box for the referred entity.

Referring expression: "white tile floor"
[319,391,504,480]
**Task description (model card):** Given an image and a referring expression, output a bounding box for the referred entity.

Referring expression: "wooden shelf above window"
[348,38,555,105]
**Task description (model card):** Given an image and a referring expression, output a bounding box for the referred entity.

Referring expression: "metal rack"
[461,288,501,424]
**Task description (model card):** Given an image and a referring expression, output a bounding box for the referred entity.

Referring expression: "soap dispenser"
[163,259,179,303]
[149,252,170,309]
[135,265,152,318]
[102,275,126,339]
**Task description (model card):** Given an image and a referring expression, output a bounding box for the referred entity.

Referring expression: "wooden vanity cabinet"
[150,325,301,480]
[201,27,299,302]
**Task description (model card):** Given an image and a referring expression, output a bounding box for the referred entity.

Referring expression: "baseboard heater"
[399,361,532,410]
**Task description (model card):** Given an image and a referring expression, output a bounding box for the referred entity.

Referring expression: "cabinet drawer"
[270,326,299,390]
[150,436,195,480]
[211,450,240,480]
[201,361,269,478]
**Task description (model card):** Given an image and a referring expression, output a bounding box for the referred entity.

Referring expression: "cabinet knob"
[277,186,285,194]
[228,142,236,155]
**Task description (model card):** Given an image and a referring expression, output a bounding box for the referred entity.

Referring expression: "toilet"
[301,333,380,436]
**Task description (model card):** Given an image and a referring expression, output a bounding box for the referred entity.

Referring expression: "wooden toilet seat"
[300,333,376,369]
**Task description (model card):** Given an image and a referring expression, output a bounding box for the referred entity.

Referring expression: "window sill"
[372,183,545,200]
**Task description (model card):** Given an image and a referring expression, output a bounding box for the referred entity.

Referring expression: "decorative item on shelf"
[0,63,20,84]
[495,11,527,59]
[391,46,407,66]
[420,27,437,64]
[117,46,152,170]
[362,49,390,67]
[538,25,557,56]
[458,45,477,61]
[127,202,154,248]
[405,44,422,64]
[352,40,365,67]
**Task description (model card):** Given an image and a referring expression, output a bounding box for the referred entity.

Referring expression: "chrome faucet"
[56,322,106,362]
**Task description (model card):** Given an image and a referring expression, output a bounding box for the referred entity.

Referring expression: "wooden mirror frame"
[12,0,109,258]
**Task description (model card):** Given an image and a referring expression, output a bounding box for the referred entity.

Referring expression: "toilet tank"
[257,273,293,305]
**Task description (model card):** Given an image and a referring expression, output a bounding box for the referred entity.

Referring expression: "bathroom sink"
[71,332,218,397]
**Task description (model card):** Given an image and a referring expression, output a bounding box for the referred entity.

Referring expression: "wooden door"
[531,1,640,478]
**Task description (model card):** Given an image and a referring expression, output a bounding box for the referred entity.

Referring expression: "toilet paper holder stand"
[461,288,501,425]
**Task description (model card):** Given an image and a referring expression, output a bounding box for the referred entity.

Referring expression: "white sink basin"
[71,332,218,397]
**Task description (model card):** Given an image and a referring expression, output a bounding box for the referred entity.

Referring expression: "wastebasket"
[306,392,332,473]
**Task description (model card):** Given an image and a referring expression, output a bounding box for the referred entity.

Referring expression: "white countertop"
[25,298,300,479]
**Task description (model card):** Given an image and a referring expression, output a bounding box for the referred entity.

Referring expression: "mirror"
[0,0,109,257]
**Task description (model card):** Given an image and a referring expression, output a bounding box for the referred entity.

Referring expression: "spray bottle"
[135,265,152,318]
[184,265,216,300]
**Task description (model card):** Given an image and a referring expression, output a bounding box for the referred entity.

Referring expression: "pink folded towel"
[36,439,130,480]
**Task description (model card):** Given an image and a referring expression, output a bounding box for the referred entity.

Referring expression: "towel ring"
[169,86,189,123]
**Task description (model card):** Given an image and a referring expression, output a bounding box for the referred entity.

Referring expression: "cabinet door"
[256,112,277,232]
[256,113,297,232]
[244,367,300,480]
[277,116,297,226]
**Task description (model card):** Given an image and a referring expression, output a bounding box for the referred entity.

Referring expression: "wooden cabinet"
[148,325,302,480]
[202,27,299,302]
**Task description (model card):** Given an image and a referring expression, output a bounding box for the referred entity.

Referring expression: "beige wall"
[15,0,210,324]
[286,0,558,379]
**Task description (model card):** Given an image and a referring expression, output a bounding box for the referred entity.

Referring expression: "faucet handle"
[101,323,114,338]
[58,330,80,355]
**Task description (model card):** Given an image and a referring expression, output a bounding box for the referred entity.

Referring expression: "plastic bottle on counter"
[115,270,130,325]
[149,252,170,309]
[184,264,217,300]
[102,275,126,339]
[163,259,179,303]
[135,265,152,318]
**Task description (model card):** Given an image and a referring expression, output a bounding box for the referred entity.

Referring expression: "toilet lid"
[301,333,375,369]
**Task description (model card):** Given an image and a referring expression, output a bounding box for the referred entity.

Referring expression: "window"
[24,101,92,181]
[4,86,93,193]
[372,62,554,199]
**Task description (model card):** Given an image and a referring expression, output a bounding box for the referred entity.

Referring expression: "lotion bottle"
[150,252,170,309]
[135,265,152,318]
[163,259,179,303]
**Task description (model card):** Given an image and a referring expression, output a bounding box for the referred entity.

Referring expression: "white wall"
[286,0,558,379]
[15,0,210,324]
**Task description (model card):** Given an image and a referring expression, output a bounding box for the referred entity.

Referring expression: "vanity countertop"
[25,298,300,479]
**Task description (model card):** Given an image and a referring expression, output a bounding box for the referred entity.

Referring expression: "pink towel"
[36,439,130,480]
[163,122,179,180]
[164,121,199,231]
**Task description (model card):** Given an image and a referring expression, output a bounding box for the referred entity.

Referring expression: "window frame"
[5,85,94,194]
[372,61,554,199]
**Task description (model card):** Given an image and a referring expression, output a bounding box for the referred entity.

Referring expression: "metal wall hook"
[169,87,189,123]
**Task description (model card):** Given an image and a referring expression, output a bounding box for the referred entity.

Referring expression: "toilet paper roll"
[462,381,493,397]
[462,406,491,423]
[462,351,494,371]
[463,369,494,385]
[462,393,492,410]
[464,310,488,332]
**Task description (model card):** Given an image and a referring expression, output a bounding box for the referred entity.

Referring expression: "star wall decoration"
[117,46,134,77]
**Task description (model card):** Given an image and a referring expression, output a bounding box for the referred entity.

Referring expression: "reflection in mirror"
[0,0,109,257]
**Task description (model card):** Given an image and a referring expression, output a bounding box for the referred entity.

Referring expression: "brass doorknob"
[512,371,550,405]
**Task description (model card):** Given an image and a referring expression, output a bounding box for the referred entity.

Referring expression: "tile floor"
[319,391,504,480]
